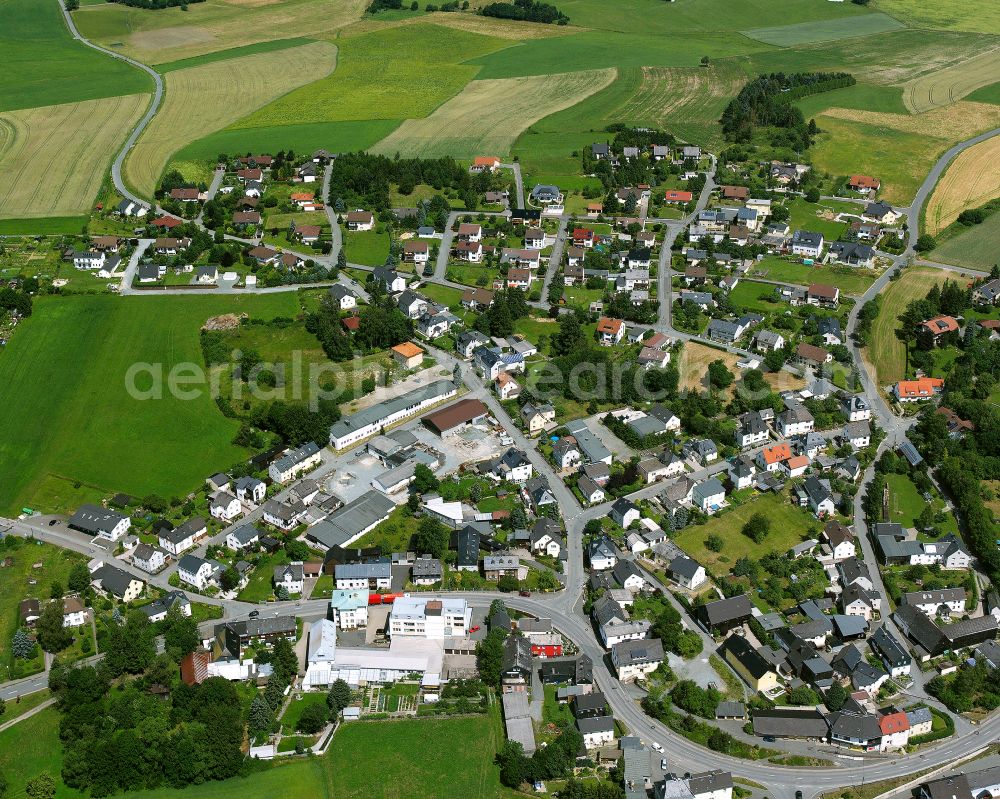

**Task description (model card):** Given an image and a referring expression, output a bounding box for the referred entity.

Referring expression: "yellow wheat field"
[0,94,149,219]
[903,48,1000,113]
[123,42,337,198]
[925,135,1000,234]
[371,68,616,159]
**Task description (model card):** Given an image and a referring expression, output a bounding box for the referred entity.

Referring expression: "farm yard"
[0,94,149,219]
[866,267,951,388]
[0,293,299,516]
[123,41,338,196]
[925,135,1000,234]
[372,69,615,159]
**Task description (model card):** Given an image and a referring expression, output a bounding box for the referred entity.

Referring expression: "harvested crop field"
[0,94,149,219]
[742,13,903,47]
[679,342,741,395]
[925,136,1000,234]
[74,0,364,64]
[820,101,1000,140]
[868,268,950,387]
[371,69,615,158]
[123,41,337,197]
[903,48,1000,113]
[614,63,747,148]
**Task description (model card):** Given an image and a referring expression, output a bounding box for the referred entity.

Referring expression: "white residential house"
[274,561,305,595]
[210,492,242,522]
[234,476,266,504]
[692,478,726,513]
[226,524,261,551]
[335,562,392,591]
[612,638,664,682]
[610,499,641,529]
[177,555,216,590]
[132,543,167,574]
[790,230,824,258]
[269,441,322,484]
[61,597,89,628]
[670,556,706,590]
[329,589,370,628]
[577,716,615,749]
[158,518,206,556]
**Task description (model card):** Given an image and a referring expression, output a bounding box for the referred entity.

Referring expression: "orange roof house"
[921,315,959,337]
[663,190,693,203]
[391,342,424,367]
[472,156,501,172]
[848,175,880,191]
[761,443,792,466]
[290,192,315,203]
[894,376,944,402]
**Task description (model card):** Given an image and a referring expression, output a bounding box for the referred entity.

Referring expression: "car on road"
[795,793,802,799]
[519,590,531,597]
[248,610,259,618]
[763,736,776,743]
[660,759,667,771]
[651,743,663,753]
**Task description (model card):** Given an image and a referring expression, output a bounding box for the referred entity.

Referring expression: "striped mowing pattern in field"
[903,48,1000,113]
[370,69,616,159]
[123,41,338,198]
[925,135,1000,234]
[0,94,150,219]
[613,63,747,148]
[741,13,903,47]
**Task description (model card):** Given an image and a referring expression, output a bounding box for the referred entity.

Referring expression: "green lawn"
[280,692,331,734]
[0,0,153,112]
[0,293,299,515]
[0,217,90,236]
[783,197,851,242]
[237,551,292,603]
[418,283,464,308]
[729,281,783,314]
[352,506,420,554]
[512,315,561,351]
[672,493,822,575]
[342,229,391,267]
[750,256,876,295]
[885,473,959,537]
[0,540,87,682]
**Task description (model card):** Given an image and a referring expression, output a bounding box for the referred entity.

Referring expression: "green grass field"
[672,492,820,575]
[933,212,1000,270]
[467,31,769,79]
[342,229,390,267]
[0,541,86,682]
[0,0,153,112]
[133,712,514,799]
[729,280,783,314]
[742,13,903,47]
[236,24,508,128]
[173,120,401,166]
[866,267,949,387]
[751,257,876,295]
[555,0,869,35]
[0,216,89,236]
[876,0,1000,33]
[967,81,1000,105]
[0,293,299,516]
[783,197,851,241]
[795,81,908,118]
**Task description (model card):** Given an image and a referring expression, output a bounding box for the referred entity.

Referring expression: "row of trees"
[481,0,568,23]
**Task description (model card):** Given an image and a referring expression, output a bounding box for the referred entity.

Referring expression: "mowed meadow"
[0,293,299,516]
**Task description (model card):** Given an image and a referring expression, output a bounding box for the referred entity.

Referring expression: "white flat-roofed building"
[388,595,471,639]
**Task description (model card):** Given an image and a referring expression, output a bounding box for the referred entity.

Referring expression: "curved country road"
[57,0,164,207]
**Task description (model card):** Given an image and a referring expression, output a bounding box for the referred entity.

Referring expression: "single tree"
[327,679,352,715]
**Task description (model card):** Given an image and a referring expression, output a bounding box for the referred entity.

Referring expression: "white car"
[660,758,668,771]
[651,742,663,753]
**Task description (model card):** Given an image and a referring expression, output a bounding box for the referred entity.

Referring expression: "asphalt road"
[57,0,163,208]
